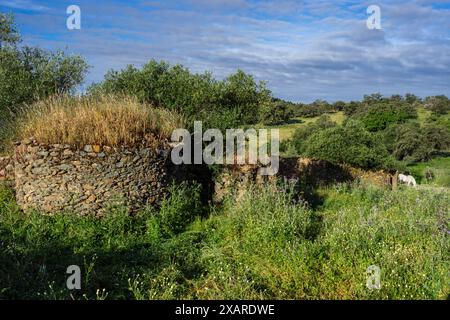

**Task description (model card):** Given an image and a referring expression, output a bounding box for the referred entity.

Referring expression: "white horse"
[398,174,417,187]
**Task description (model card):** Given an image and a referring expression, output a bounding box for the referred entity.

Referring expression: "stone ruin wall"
[0,156,14,182]
[1,140,396,215]
[11,138,176,215]
[214,157,396,202]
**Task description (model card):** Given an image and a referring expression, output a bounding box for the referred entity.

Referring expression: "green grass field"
[264,111,346,141]
[408,157,450,187]
[417,107,432,124]
[0,181,448,300]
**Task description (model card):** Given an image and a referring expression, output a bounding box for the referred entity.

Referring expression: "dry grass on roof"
[17,95,185,147]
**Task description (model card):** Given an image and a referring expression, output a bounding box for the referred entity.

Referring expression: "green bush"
[383,122,450,162]
[259,100,293,125]
[0,13,20,47]
[302,120,394,169]
[356,101,417,132]
[0,47,88,116]
[424,95,450,116]
[0,14,88,153]
[293,99,336,118]
[89,62,272,131]
[342,101,361,116]
[290,115,337,154]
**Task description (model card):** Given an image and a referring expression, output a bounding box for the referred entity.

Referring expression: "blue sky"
[1,0,450,102]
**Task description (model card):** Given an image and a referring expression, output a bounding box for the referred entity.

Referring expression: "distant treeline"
[274,93,450,122]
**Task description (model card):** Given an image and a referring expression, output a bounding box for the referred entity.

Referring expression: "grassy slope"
[0,182,448,300]
[408,157,450,187]
[264,111,346,141]
[417,107,432,124]
[270,107,436,142]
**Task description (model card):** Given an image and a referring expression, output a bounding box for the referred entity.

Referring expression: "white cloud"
[11,0,450,101]
[0,0,49,12]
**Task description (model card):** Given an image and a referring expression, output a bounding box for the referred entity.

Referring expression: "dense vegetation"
[2,13,449,167]
[0,181,448,299]
[302,120,396,169]
[281,93,450,169]
[0,14,88,153]
[89,62,273,131]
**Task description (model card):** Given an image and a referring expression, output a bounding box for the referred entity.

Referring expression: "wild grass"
[189,183,449,299]
[264,111,346,141]
[0,182,202,299]
[314,184,449,299]
[408,156,450,187]
[417,106,432,124]
[16,95,184,147]
[0,180,448,300]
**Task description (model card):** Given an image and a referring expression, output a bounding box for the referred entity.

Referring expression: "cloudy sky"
[1,0,450,102]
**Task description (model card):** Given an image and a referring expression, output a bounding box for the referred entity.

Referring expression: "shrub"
[424,95,450,116]
[16,95,184,147]
[90,61,272,130]
[200,107,242,130]
[384,123,429,162]
[355,101,417,132]
[303,120,393,169]
[332,100,347,111]
[293,99,336,118]
[0,13,20,47]
[259,100,293,125]
[290,115,337,154]
[0,46,88,116]
[0,14,88,153]
[342,101,361,116]
[422,123,450,151]
[383,122,450,162]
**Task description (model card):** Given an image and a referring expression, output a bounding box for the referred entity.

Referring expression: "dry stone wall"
[0,156,14,182]
[5,138,396,215]
[13,138,177,215]
[214,157,395,203]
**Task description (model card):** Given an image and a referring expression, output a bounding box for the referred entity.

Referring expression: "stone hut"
[12,138,178,215]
